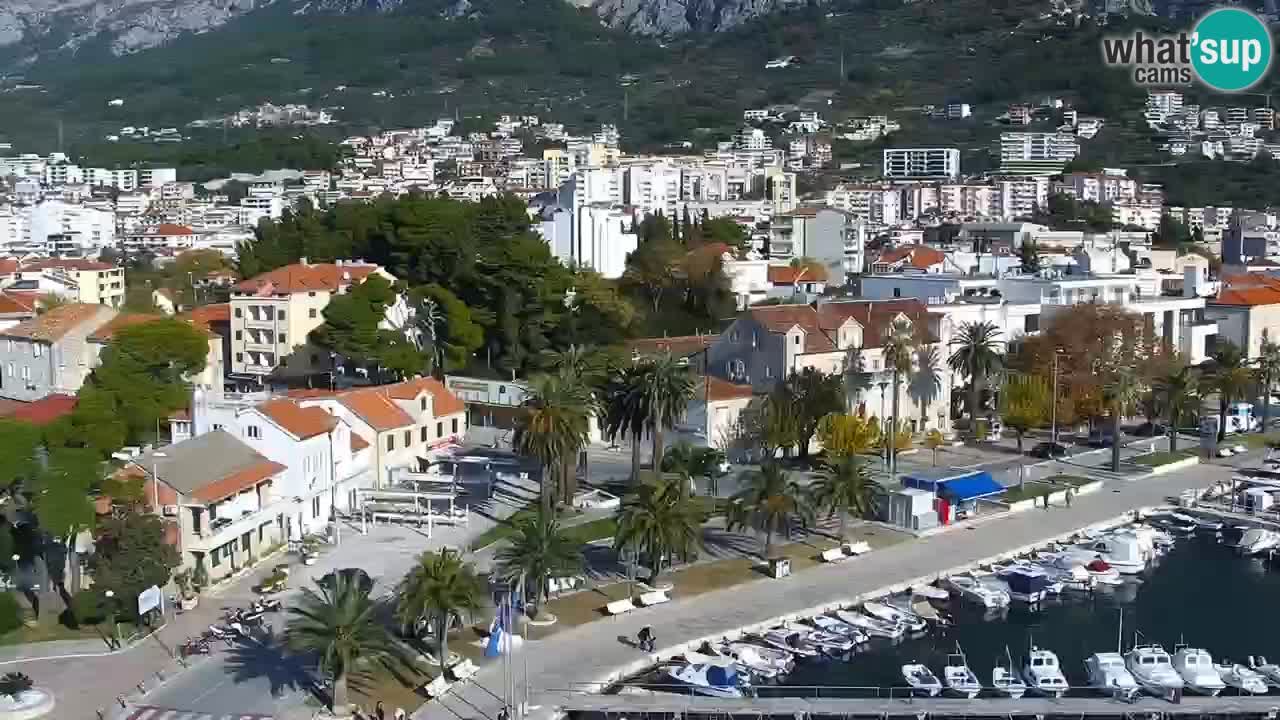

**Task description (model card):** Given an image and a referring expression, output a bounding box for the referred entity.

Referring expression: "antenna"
[1117,607,1123,653]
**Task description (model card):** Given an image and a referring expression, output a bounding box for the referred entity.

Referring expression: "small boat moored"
[943,646,983,699]
[1085,652,1139,697]
[1022,646,1069,697]
[1172,647,1225,696]
[1125,645,1184,696]
[1216,662,1270,695]
[664,662,750,697]
[993,646,1027,699]
[902,662,943,696]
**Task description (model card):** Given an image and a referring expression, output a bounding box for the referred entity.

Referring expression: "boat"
[1086,652,1139,696]
[1125,645,1184,695]
[944,574,1011,608]
[1022,647,1069,697]
[1238,528,1280,556]
[993,647,1028,699]
[834,610,906,640]
[902,663,943,696]
[943,646,983,699]
[757,628,821,657]
[712,642,794,676]
[1217,662,1269,694]
[1131,524,1175,552]
[1248,656,1280,687]
[797,626,856,654]
[863,601,927,633]
[808,615,867,643]
[1001,567,1053,603]
[664,662,750,697]
[911,585,951,601]
[1030,560,1094,591]
[907,599,951,627]
[1080,532,1148,574]
[1172,647,1225,696]
[1144,511,1197,534]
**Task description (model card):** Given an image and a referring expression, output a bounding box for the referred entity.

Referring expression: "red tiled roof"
[386,377,466,416]
[286,388,340,399]
[256,398,339,439]
[2,303,108,342]
[183,303,231,330]
[191,459,287,503]
[0,291,36,316]
[627,334,717,358]
[152,223,194,236]
[0,258,17,274]
[747,299,929,353]
[234,262,380,294]
[88,313,159,343]
[877,245,947,270]
[768,265,828,284]
[20,258,116,272]
[350,434,370,452]
[703,376,754,402]
[1214,274,1280,306]
[9,394,77,425]
[339,388,414,431]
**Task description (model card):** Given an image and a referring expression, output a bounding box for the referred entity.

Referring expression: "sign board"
[137,584,163,616]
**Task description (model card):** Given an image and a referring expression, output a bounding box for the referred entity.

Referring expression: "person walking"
[637,625,654,652]
[375,701,386,720]
[1065,488,1073,508]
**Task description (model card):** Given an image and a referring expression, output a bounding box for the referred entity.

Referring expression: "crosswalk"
[126,706,274,720]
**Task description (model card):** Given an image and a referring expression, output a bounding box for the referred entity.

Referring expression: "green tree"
[603,366,650,485]
[809,455,882,540]
[414,284,484,373]
[614,475,703,584]
[948,321,1004,431]
[493,509,583,612]
[924,429,946,466]
[999,374,1052,454]
[623,233,682,313]
[513,373,593,510]
[1103,367,1144,472]
[1256,336,1280,432]
[1153,363,1199,453]
[908,345,944,430]
[286,572,403,714]
[87,510,181,615]
[882,319,916,474]
[778,368,846,462]
[637,354,696,487]
[1204,341,1253,442]
[726,463,813,559]
[394,549,483,673]
[816,414,881,457]
[661,441,724,497]
[1019,240,1042,273]
[310,274,402,371]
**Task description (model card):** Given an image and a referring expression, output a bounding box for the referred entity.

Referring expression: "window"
[235,353,243,362]
[452,418,458,434]
[21,366,28,381]
[1024,314,1040,333]
[386,435,394,451]
[421,427,428,442]
[436,422,443,437]
[277,333,286,344]
[32,345,41,358]
[312,496,321,518]
[766,366,772,378]
[751,331,758,348]
[211,548,221,567]
[278,310,286,320]
[5,363,11,377]
[235,331,242,340]
[420,398,427,412]
[212,423,223,430]
[404,430,411,446]
[234,307,242,318]
[247,425,261,439]
[793,335,800,346]
[309,291,317,297]
[893,287,902,298]
[309,309,317,319]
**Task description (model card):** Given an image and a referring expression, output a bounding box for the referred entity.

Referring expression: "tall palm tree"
[947,321,1004,435]
[726,463,813,559]
[514,372,593,510]
[661,441,723,497]
[1256,336,1280,433]
[1204,341,1253,442]
[882,320,916,475]
[614,475,703,584]
[602,365,650,484]
[809,455,882,541]
[908,344,943,432]
[286,573,401,714]
[1153,364,1199,453]
[395,549,483,674]
[494,509,583,612]
[638,353,697,474]
[1103,367,1144,472]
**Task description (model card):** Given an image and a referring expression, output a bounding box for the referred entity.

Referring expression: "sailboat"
[1085,609,1138,698]
[943,644,983,698]
[992,645,1027,699]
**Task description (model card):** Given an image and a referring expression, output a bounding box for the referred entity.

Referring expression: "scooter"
[181,637,212,656]
[251,598,282,613]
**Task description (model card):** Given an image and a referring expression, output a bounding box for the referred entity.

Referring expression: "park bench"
[422,675,452,698]
[820,547,847,563]
[604,598,636,615]
[842,541,872,555]
[638,589,670,606]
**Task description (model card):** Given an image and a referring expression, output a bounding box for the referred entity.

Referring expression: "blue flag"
[485,599,506,657]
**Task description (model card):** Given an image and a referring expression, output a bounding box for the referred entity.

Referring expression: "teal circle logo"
[1192,8,1272,92]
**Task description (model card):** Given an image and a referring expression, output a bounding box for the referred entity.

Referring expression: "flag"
[485,598,507,658]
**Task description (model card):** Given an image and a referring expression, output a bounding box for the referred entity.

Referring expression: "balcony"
[188,504,279,553]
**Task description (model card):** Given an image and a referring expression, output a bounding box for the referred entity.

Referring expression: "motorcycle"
[181,637,211,656]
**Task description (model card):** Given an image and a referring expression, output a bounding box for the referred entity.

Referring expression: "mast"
[1117,608,1123,653]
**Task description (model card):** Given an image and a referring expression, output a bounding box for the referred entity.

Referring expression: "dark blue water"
[772,533,1280,695]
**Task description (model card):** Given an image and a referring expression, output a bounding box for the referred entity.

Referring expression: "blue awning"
[937,471,1004,502]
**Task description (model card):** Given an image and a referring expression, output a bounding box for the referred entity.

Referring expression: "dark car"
[1131,422,1169,437]
[1029,442,1070,459]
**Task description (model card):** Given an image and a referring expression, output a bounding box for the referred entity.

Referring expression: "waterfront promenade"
[416,459,1243,720]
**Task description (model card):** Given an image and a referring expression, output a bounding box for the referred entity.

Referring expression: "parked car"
[1029,442,1070,459]
[1131,422,1169,438]
[1087,425,1119,446]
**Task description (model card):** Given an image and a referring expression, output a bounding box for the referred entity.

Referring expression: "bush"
[0,593,22,636]
[69,589,107,626]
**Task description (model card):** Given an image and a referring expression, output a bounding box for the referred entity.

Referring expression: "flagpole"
[519,573,529,718]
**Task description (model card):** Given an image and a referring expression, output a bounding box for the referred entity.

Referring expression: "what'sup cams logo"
[1101,7,1273,92]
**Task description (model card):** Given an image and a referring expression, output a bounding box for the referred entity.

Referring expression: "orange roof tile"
[256,398,339,439]
[703,376,754,402]
[2,303,108,342]
[339,388,414,431]
[88,313,159,343]
[0,258,17,274]
[627,334,717,358]
[0,291,36,316]
[191,460,287,503]
[385,376,466,416]
[234,262,380,295]
[876,245,947,270]
[1214,286,1280,306]
[183,303,231,330]
[9,394,77,425]
[747,299,929,353]
[151,223,194,236]
[286,388,340,399]
[768,265,829,285]
[350,434,370,452]
[20,258,116,272]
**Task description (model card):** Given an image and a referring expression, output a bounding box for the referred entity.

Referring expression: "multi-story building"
[10,259,125,307]
[998,133,1079,174]
[993,176,1051,219]
[0,303,117,401]
[0,200,116,256]
[1056,172,1138,204]
[826,184,902,227]
[767,206,865,281]
[882,148,961,180]
[229,260,395,378]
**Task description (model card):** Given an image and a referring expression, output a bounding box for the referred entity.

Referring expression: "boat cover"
[707,665,739,687]
[1004,569,1049,594]
[901,469,1004,502]
[1087,558,1111,571]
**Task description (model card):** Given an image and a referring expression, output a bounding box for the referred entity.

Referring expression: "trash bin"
[768,557,791,579]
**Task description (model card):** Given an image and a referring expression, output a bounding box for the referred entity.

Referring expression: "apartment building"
[1056,172,1138,204]
[998,133,1079,174]
[826,184,903,227]
[882,148,961,180]
[0,303,116,401]
[229,259,394,378]
[768,206,866,281]
[10,259,125,307]
[0,200,116,256]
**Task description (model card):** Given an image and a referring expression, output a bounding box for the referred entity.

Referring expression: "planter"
[179,595,199,611]
[1148,456,1199,476]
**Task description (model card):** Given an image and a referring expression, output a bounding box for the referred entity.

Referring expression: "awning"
[937,471,1005,502]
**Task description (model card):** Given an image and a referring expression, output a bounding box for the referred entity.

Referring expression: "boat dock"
[552,690,1280,717]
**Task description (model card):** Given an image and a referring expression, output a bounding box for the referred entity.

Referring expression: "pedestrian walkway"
[126,706,273,720]
[413,457,1241,720]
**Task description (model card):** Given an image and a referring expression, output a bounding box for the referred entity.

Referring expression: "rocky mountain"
[586,0,824,34]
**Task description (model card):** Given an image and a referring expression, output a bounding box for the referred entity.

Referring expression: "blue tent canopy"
[901,469,1004,502]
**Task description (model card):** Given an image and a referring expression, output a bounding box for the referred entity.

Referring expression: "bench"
[820,547,847,563]
[422,675,452,698]
[842,541,872,556]
[638,590,670,606]
[605,598,636,615]
[449,659,479,682]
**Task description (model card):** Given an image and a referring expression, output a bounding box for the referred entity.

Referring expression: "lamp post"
[878,380,889,471]
[1050,349,1064,446]
[104,589,120,648]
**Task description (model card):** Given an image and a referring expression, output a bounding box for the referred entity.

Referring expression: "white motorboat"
[1030,560,1095,591]
[713,642,794,676]
[664,662,750,698]
[1125,645,1184,695]
[808,615,868,644]
[944,574,1011,608]
[1080,532,1148,574]
[999,566,1054,603]
[1248,656,1280,687]
[911,585,951,601]
[1022,647,1069,697]
[1145,511,1197,534]
[1086,652,1139,695]
[835,610,905,640]
[907,599,951,627]
[758,628,820,657]
[1131,524,1175,552]
[863,601,927,633]
[902,663,943,696]
[1172,648,1225,696]
[1216,662,1269,694]
[1238,528,1280,556]
[943,646,983,699]
[993,646,1027,699]
[793,624,856,654]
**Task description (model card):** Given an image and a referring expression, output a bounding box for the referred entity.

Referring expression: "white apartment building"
[10,258,126,307]
[882,148,961,180]
[0,200,116,256]
[768,206,865,280]
[734,128,773,152]
[624,162,681,218]
[998,133,1079,174]
[994,176,1051,219]
[826,184,902,227]
[1056,172,1138,204]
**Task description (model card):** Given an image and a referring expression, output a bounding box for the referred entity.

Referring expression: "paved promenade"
[416,458,1242,720]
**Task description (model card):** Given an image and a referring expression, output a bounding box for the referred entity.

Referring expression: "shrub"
[70,589,107,626]
[0,593,22,636]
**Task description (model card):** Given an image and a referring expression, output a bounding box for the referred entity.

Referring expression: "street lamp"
[104,589,121,648]
[1050,349,1064,446]
[151,451,168,512]
[878,380,889,470]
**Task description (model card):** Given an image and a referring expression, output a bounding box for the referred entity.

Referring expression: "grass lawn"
[562,518,617,544]
[1244,432,1280,449]
[0,609,128,647]
[349,664,432,715]
[999,482,1057,504]
[1133,450,1198,467]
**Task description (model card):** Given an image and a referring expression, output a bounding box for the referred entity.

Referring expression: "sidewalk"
[414,456,1241,720]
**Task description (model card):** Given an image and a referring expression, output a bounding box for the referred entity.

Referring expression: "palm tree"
[662,441,724,497]
[1204,341,1253,442]
[514,372,593,510]
[286,573,401,714]
[809,455,882,541]
[395,549,483,674]
[1103,367,1144,472]
[603,365,650,484]
[1256,336,1280,433]
[908,344,943,432]
[614,475,703,584]
[843,345,874,413]
[494,509,583,613]
[882,320,916,475]
[947,321,1004,434]
[726,463,813,559]
[638,354,697,474]
[1153,364,1199,453]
